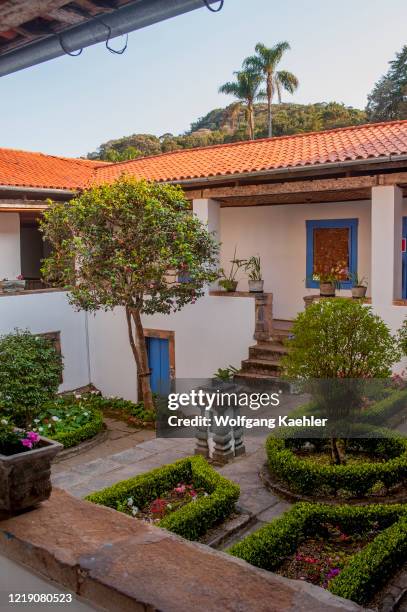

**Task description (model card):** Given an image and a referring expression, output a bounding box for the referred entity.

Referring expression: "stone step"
[249,343,288,360]
[241,358,282,375]
[272,319,294,331]
[233,372,291,391]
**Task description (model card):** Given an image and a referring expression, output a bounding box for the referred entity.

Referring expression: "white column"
[192,198,221,292]
[192,198,220,240]
[371,185,402,306]
[0,212,21,280]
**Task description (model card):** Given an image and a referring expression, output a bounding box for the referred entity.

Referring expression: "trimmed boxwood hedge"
[289,387,407,426]
[266,426,407,497]
[50,406,104,448]
[86,455,240,540]
[228,502,407,605]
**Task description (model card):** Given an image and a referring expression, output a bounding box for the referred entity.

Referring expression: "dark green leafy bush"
[266,427,407,497]
[86,455,240,540]
[228,502,407,605]
[83,393,155,423]
[0,329,63,426]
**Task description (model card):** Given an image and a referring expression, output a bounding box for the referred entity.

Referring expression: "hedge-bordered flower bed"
[228,502,407,605]
[30,396,104,449]
[86,455,240,540]
[266,427,407,497]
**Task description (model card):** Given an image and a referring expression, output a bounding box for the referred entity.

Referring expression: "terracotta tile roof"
[0,148,108,190]
[1,120,407,192]
[94,120,407,184]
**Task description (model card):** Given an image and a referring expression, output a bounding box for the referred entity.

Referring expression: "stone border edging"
[259,463,407,506]
[0,488,364,612]
[53,426,108,463]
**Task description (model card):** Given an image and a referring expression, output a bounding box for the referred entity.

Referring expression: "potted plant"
[0,417,62,517]
[244,255,264,292]
[0,274,26,293]
[218,248,244,292]
[350,273,368,299]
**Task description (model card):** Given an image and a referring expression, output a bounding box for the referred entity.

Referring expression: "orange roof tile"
[0,148,108,191]
[1,120,407,192]
[94,120,407,184]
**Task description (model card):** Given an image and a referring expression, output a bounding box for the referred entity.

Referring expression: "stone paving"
[52,422,286,528]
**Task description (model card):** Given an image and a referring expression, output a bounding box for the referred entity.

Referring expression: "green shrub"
[0,329,63,426]
[86,455,240,540]
[30,395,104,448]
[266,427,407,497]
[83,393,155,423]
[228,502,407,605]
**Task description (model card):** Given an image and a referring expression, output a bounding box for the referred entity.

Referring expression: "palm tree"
[219,70,264,140]
[244,42,299,137]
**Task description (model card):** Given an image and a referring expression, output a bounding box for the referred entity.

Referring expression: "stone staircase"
[234,319,293,385]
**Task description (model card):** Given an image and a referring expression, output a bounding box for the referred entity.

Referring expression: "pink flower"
[21,439,33,449]
[27,431,40,443]
[175,485,186,494]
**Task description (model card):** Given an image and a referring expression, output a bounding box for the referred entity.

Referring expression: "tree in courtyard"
[40,177,219,410]
[244,41,299,137]
[282,299,400,464]
[219,69,264,140]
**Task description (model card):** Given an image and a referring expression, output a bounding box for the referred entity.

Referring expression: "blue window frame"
[306,219,358,289]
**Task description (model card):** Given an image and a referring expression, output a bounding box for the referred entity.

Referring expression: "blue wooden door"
[403,217,407,299]
[146,337,170,396]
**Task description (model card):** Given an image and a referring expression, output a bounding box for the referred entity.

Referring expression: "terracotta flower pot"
[0,435,62,517]
[319,282,336,297]
[352,286,367,299]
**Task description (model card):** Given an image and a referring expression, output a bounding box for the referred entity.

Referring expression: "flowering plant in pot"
[0,416,62,517]
[243,255,263,292]
[349,273,368,299]
[314,263,348,297]
[218,248,245,292]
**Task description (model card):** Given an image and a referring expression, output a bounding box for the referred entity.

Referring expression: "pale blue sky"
[1,0,406,157]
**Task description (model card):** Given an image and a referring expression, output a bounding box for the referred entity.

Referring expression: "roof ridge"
[97,119,407,172]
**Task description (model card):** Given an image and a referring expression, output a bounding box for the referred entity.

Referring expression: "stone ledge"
[0,488,364,612]
[210,291,271,298]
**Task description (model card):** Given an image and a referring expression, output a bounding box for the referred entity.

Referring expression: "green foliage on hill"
[367,45,407,122]
[87,101,366,161]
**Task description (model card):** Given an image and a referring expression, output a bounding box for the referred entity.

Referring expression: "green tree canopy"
[366,45,407,122]
[41,178,219,409]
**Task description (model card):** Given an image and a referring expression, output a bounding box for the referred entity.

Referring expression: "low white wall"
[0,291,90,392]
[0,212,21,279]
[88,295,255,401]
[219,198,407,320]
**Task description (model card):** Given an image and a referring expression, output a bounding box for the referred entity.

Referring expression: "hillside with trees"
[87,101,367,161]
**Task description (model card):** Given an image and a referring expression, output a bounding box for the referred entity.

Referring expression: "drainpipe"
[0,0,221,78]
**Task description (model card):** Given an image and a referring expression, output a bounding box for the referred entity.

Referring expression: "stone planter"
[319,281,336,297]
[351,286,367,299]
[248,279,264,293]
[0,435,62,517]
[0,279,26,293]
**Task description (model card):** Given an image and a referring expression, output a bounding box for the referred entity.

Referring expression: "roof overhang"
[0,0,220,77]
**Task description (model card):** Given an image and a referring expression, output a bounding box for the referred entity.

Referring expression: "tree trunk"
[248,102,254,140]
[267,73,273,138]
[330,437,346,465]
[125,305,154,411]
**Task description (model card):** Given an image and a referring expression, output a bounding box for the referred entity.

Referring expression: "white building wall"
[219,198,407,320]
[0,291,90,392]
[87,295,254,401]
[0,213,21,280]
